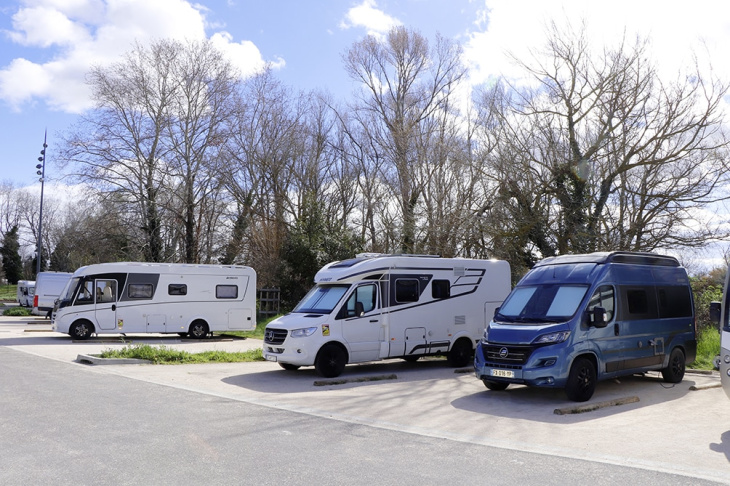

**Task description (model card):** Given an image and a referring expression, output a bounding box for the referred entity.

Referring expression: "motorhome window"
[216,285,238,299]
[293,285,350,314]
[168,284,187,296]
[657,286,692,318]
[343,284,377,318]
[588,285,615,321]
[128,283,153,299]
[432,280,451,299]
[497,284,588,322]
[74,280,94,305]
[395,279,420,303]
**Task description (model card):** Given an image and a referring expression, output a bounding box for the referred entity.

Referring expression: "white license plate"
[265,355,277,362]
[491,369,514,378]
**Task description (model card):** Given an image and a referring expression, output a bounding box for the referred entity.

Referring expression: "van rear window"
[216,285,238,299]
[657,286,692,318]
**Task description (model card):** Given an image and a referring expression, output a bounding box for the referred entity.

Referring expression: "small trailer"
[52,262,256,339]
[263,253,511,377]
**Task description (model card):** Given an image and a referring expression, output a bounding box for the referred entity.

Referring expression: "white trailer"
[51,262,256,339]
[17,280,35,307]
[263,254,511,377]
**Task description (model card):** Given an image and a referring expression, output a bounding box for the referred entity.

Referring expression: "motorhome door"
[94,279,118,330]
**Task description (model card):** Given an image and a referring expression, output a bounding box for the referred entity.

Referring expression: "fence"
[258,288,280,319]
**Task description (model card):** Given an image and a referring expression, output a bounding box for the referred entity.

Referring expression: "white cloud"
[0,0,279,113]
[340,0,401,37]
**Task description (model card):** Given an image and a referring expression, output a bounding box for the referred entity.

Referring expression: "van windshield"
[293,284,350,314]
[60,277,80,301]
[496,284,589,323]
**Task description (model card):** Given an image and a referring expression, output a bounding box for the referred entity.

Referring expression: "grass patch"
[99,343,264,364]
[2,306,32,316]
[690,326,720,370]
[0,284,16,301]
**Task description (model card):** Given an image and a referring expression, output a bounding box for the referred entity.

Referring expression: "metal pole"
[35,129,47,276]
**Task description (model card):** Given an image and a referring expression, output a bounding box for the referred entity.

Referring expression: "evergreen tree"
[1,226,24,284]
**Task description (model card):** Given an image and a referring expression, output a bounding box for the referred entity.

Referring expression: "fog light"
[544,359,556,367]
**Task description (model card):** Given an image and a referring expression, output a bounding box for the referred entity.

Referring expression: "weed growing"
[99,343,264,364]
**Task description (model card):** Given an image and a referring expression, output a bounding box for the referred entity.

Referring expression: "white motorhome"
[32,272,73,317]
[51,262,257,339]
[263,254,511,377]
[17,280,35,307]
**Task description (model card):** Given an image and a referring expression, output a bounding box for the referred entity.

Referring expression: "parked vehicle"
[16,280,35,307]
[709,269,730,400]
[263,253,511,377]
[474,251,697,402]
[51,262,256,339]
[32,272,73,317]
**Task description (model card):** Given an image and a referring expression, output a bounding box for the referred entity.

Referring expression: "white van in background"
[52,262,257,339]
[32,272,73,317]
[17,280,35,307]
[263,253,511,377]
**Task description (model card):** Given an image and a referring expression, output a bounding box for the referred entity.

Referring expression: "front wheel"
[661,347,686,383]
[565,357,596,402]
[447,338,473,367]
[314,343,347,378]
[69,320,93,340]
[279,363,301,371]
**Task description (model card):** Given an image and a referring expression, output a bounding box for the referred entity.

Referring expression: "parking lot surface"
[2,314,729,484]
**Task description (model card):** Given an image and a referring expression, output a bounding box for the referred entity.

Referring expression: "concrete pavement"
[2,314,729,484]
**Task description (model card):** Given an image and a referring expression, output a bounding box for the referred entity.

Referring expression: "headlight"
[290,327,318,338]
[533,331,570,345]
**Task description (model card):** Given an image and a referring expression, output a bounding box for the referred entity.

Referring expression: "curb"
[76,354,151,366]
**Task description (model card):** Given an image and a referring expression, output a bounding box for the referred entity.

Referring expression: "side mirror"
[589,306,608,328]
[709,301,721,325]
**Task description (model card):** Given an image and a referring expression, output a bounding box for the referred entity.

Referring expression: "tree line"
[2,23,730,308]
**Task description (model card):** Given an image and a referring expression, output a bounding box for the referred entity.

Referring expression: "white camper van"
[17,280,35,307]
[32,272,73,317]
[52,262,257,340]
[263,254,511,377]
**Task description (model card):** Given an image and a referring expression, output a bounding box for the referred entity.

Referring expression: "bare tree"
[477,21,730,266]
[343,26,466,253]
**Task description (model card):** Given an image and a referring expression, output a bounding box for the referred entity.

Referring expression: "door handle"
[112,304,116,311]
[369,319,378,323]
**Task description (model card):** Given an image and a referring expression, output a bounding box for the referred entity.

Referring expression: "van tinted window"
[395,279,420,303]
[657,286,692,318]
[168,284,187,296]
[622,287,658,319]
[432,280,450,299]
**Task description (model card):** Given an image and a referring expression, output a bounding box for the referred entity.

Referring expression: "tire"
[188,320,210,339]
[177,332,188,337]
[402,355,420,363]
[279,363,301,371]
[661,347,686,383]
[565,357,597,402]
[482,379,509,391]
[69,320,93,340]
[314,343,347,378]
[447,338,473,368]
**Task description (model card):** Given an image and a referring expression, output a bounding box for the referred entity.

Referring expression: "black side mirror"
[589,306,608,328]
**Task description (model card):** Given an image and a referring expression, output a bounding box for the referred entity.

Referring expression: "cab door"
[94,279,118,331]
[339,283,382,362]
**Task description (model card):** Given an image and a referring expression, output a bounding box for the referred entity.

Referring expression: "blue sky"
[1,0,730,193]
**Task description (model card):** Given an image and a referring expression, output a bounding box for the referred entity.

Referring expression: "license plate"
[265,355,277,362]
[491,369,514,378]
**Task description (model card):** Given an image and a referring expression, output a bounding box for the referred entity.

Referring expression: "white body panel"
[51,262,256,337]
[32,272,72,316]
[263,254,511,372]
[16,280,35,307]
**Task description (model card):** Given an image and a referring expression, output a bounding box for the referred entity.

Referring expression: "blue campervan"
[474,252,697,402]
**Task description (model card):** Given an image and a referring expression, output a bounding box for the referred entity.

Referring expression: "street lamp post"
[35,130,47,277]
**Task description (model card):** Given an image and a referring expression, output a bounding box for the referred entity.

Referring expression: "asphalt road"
[1,314,729,484]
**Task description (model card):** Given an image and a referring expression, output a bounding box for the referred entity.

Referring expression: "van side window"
[128,284,153,299]
[341,284,377,318]
[588,285,614,322]
[96,280,117,303]
[395,279,420,303]
[216,285,238,299]
[75,280,94,305]
[657,286,692,318]
[624,287,658,319]
[432,280,450,299]
[168,284,187,296]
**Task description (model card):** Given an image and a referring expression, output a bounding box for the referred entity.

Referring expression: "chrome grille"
[264,328,288,345]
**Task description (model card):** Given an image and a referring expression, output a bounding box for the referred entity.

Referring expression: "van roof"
[534,251,680,268]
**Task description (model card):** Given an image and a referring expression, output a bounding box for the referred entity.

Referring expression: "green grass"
[1,306,32,316]
[0,284,16,301]
[99,343,264,363]
[690,326,720,370]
